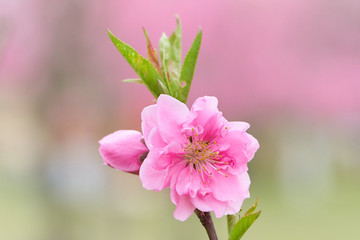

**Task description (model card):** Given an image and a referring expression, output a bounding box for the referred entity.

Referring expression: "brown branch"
[194,209,218,240]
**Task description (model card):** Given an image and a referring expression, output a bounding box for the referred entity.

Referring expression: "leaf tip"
[143,27,149,41]
[107,29,118,43]
[174,14,181,24]
[107,29,112,37]
[161,32,168,39]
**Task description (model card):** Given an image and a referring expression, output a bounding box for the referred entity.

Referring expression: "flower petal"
[188,96,227,141]
[245,133,260,161]
[141,104,158,143]
[173,194,196,221]
[140,151,185,191]
[139,150,170,191]
[229,121,250,132]
[175,166,202,198]
[224,199,246,216]
[98,130,147,172]
[156,94,189,143]
[191,194,228,218]
[218,130,257,175]
[210,171,250,202]
[191,96,219,113]
[147,127,167,149]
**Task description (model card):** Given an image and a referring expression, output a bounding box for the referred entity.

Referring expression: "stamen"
[183,132,229,184]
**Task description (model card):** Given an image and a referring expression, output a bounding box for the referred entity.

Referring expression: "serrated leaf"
[107,29,164,98]
[169,16,182,81]
[177,28,202,103]
[143,28,162,75]
[227,214,240,236]
[159,33,171,87]
[229,211,261,240]
[245,198,258,216]
[122,78,144,84]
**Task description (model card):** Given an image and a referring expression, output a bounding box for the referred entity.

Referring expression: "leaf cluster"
[108,16,202,103]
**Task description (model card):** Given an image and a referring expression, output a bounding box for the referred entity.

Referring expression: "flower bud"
[99,130,148,174]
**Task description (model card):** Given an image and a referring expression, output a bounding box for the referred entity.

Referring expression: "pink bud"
[99,130,148,174]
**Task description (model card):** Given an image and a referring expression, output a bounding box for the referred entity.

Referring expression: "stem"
[194,209,218,240]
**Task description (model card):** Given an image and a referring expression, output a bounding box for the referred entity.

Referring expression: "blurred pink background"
[1,0,359,239]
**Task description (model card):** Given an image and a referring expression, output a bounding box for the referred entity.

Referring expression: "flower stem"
[194,209,218,240]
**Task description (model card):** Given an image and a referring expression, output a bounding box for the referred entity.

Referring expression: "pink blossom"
[99,130,148,174]
[140,95,259,221]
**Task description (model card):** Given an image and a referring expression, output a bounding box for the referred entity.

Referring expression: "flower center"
[184,138,220,164]
[183,129,229,184]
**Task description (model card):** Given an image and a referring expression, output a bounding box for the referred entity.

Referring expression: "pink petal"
[98,130,148,172]
[189,96,227,141]
[141,104,158,143]
[173,194,196,221]
[140,151,185,191]
[217,129,259,175]
[229,121,250,131]
[224,199,247,216]
[210,171,250,202]
[139,150,171,191]
[245,133,260,161]
[147,127,167,149]
[156,94,189,144]
[175,166,202,198]
[191,194,227,218]
[227,122,259,162]
[191,96,219,113]
[165,141,185,155]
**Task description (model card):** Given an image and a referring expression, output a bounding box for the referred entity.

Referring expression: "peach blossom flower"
[140,95,259,221]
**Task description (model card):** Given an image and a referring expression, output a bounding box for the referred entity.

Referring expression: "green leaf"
[177,28,202,103]
[122,78,144,84]
[244,198,258,216]
[227,214,240,236]
[157,79,169,95]
[229,210,261,240]
[169,16,182,81]
[107,29,164,98]
[159,33,171,89]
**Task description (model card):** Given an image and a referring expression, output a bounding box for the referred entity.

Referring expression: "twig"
[194,209,218,240]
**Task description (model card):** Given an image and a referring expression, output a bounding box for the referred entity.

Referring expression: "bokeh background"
[1,0,360,239]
